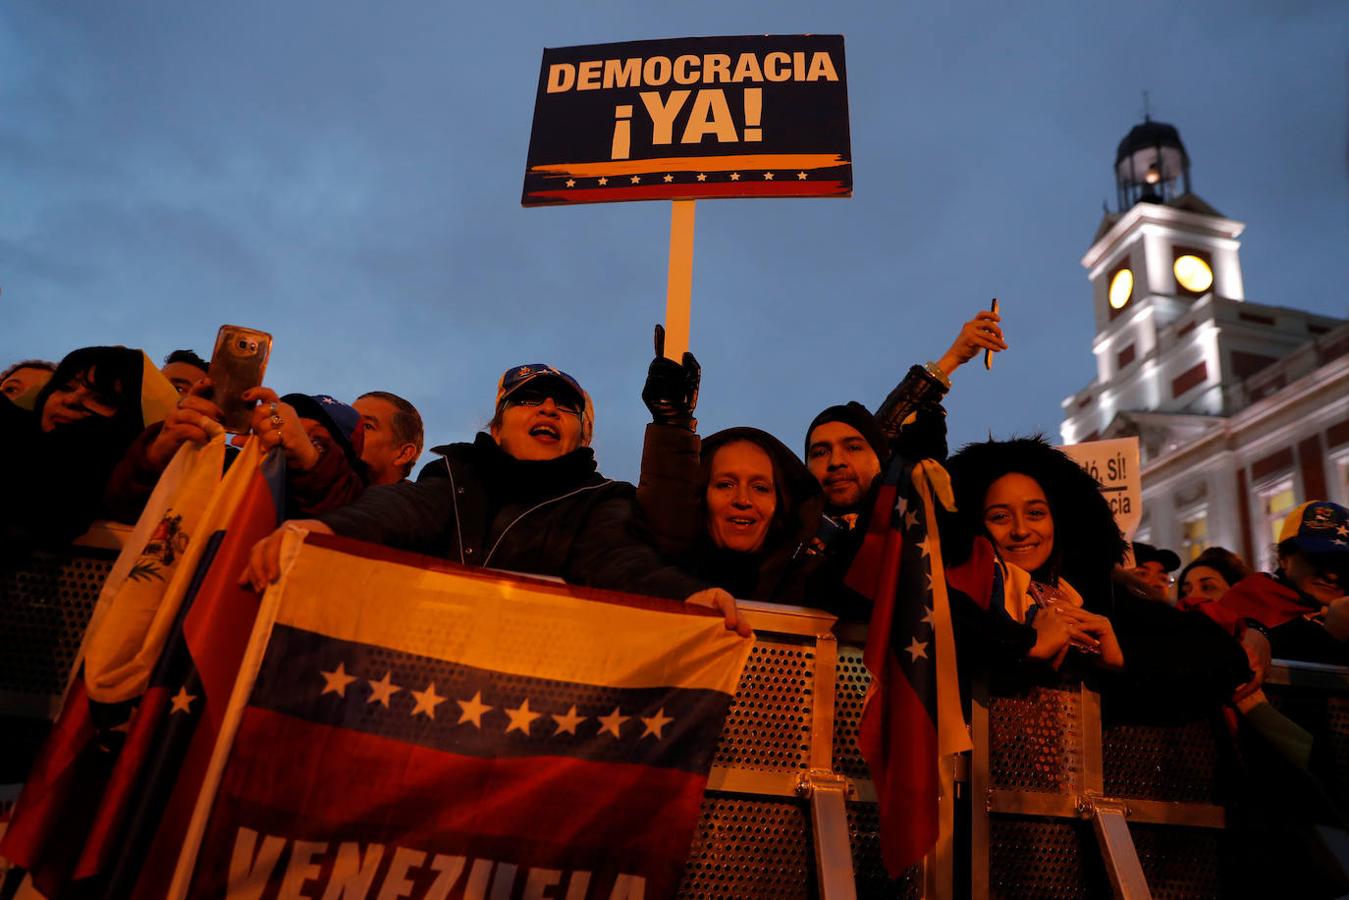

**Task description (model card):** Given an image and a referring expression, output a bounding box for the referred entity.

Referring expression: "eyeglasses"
[506,388,583,416]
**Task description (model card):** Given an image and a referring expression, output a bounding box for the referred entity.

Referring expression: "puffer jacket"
[318,432,707,600]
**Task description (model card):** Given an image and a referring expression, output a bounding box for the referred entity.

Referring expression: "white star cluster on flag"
[313,666,675,741]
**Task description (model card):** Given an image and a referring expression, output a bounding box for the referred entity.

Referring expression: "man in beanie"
[797,310,1007,620]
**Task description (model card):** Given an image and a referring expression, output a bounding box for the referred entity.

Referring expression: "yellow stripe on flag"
[84,438,264,703]
[139,350,180,427]
[270,541,752,695]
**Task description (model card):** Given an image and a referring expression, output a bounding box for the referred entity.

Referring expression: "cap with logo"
[1278,501,1349,556]
[495,364,594,445]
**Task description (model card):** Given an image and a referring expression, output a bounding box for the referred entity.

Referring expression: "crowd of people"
[4,310,1349,890]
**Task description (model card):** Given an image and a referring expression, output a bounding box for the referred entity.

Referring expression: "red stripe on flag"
[858,653,938,873]
[0,683,105,896]
[945,536,997,611]
[188,707,706,895]
[72,686,170,878]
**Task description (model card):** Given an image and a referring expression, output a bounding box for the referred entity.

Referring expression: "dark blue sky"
[4,1,1346,480]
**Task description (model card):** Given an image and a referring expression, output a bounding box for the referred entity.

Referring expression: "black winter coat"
[317,433,707,600]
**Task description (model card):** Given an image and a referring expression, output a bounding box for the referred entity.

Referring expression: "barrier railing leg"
[803,771,859,900]
[1083,797,1152,900]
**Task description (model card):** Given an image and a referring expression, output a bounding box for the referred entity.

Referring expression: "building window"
[1257,479,1298,571]
[1180,510,1208,562]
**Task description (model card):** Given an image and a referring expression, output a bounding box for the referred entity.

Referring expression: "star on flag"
[662,173,674,183]
[905,637,929,662]
[630,175,641,184]
[366,671,400,707]
[551,704,586,736]
[641,708,673,740]
[797,171,808,180]
[729,172,740,181]
[456,690,492,728]
[504,698,542,735]
[565,179,575,188]
[597,177,608,186]
[410,682,446,719]
[696,173,707,181]
[170,686,196,715]
[320,662,358,697]
[763,171,774,180]
[598,707,629,738]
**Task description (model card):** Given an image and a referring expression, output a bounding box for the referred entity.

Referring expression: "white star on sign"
[597,177,608,186]
[565,179,576,188]
[410,682,446,719]
[763,172,774,180]
[630,175,641,184]
[504,698,542,735]
[366,672,400,708]
[641,708,673,740]
[906,638,929,662]
[551,705,585,736]
[320,662,358,697]
[797,171,808,180]
[662,173,674,183]
[598,706,629,738]
[170,686,197,715]
[729,172,740,181]
[696,173,707,182]
[456,691,492,729]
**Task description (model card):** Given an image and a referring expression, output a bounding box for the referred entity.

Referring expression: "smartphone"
[206,325,272,433]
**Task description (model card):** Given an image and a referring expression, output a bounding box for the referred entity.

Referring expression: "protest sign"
[522,34,851,207]
[1059,437,1142,541]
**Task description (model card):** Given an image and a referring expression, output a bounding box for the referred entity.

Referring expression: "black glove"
[642,324,700,431]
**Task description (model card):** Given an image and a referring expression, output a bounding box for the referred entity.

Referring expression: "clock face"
[1174,255,1213,293]
[1109,268,1134,310]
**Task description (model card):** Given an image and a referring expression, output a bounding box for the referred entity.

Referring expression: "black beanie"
[805,401,887,461]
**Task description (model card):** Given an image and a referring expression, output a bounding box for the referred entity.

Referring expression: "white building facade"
[1060,120,1349,571]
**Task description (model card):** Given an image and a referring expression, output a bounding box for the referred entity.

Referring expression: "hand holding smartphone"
[205,325,272,433]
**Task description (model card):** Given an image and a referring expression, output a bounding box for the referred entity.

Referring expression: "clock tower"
[1061,118,1348,567]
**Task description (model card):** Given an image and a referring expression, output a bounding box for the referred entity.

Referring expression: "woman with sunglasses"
[241,363,748,634]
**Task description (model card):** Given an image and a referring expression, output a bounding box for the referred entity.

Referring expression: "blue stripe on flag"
[249,625,732,774]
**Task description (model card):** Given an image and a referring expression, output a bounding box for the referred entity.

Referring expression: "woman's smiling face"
[982,472,1055,575]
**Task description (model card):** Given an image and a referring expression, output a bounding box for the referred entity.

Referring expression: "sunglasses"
[505,387,583,416]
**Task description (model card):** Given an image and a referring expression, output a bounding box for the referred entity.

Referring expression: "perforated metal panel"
[988,817,1098,899]
[713,637,814,772]
[1127,824,1222,899]
[0,549,114,705]
[831,644,870,779]
[1102,719,1221,803]
[988,686,1081,794]
[847,801,920,900]
[677,795,813,900]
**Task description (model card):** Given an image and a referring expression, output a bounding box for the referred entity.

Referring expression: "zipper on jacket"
[483,481,612,568]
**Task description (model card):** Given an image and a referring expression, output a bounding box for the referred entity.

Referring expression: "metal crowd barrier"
[6,540,1349,899]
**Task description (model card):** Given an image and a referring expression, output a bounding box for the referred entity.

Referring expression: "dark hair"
[358,391,425,477]
[699,427,822,555]
[1178,547,1253,595]
[163,349,208,371]
[1,359,57,383]
[35,346,146,432]
[945,435,1128,590]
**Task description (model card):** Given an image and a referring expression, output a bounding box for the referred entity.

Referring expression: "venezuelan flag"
[179,535,752,900]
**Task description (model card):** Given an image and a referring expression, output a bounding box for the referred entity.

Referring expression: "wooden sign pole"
[663,199,696,360]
